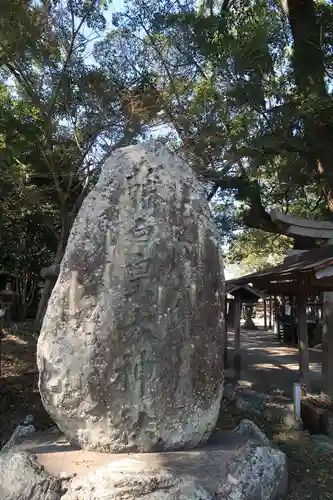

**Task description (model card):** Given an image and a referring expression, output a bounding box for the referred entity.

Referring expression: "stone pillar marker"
[37,141,225,453]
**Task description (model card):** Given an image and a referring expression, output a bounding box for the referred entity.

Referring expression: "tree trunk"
[233,295,242,380]
[282,0,333,209]
[35,230,68,328]
[35,278,55,327]
[224,296,228,368]
[283,0,333,399]
[15,277,37,322]
[296,288,311,394]
[35,191,85,329]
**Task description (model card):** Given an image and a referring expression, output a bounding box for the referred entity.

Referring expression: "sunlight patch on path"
[251,362,322,374]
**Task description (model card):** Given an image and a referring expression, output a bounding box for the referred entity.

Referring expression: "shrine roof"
[225,282,264,300]
[227,244,333,293]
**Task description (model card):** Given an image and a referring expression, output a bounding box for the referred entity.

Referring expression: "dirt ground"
[0,322,53,446]
[226,327,323,398]
[1,322,333,499]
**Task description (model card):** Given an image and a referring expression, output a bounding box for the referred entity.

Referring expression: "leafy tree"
[0,0,151,323]
[281,0,333,210]
[2,0,333,320]
[106,0,333,247]
[0,80,55,319]
[226,230,292,272]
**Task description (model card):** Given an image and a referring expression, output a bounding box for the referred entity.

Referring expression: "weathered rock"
[223,379,250,397]
[61,439,287,500]
[223,383,236,401]
[61,462,212,500]
[223,379,253,402]
[0,451,62,500]
[233,419,271,447]
[37,141,225,453]
[2,426,287,500]
[223,380,267,415]
[235,389,268,415]
[2,415,36,452]
[218,441,288,500]
[264,403,301,430]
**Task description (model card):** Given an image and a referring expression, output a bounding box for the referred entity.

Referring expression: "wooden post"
[273,294,278,334]
[264,299,267,331]
[277,298,281,341]
[224,296,228,368]
[228,299,235,328]
[234,295,242,380]
[296,289,311,394]
[0,321,3,379]
[269,296,272,329]
[290,294,296,345]
[274,295,281,341]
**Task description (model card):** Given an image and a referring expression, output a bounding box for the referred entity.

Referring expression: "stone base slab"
[4,424,288,499]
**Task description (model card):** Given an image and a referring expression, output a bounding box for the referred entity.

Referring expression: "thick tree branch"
[5,61,47,116]
[200,170,278,233]
[281,0,333,211]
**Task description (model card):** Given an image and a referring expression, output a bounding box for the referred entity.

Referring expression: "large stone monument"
[37,141,225,453]
[2,144,287,499]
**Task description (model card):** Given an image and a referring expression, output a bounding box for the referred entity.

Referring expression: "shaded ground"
[226,327,323,398]
[1,322,333,499]
[0,322,53,446]
[223,326,332,499]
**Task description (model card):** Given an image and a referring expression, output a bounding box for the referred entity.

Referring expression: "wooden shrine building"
[224,282,265,373]
[226,244,333,394]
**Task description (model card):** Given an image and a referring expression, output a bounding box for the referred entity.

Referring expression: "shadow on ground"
[225,327,323,399]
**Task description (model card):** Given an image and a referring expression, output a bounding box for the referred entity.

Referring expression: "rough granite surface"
[0,423,287,500]
[37,141,225,452]
[0,451,62,500]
